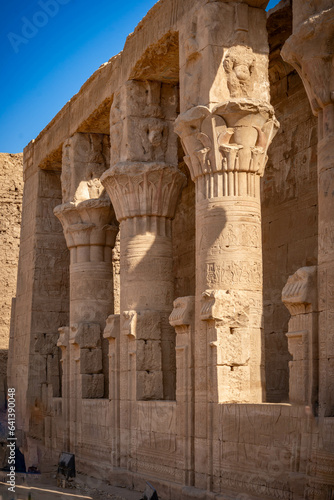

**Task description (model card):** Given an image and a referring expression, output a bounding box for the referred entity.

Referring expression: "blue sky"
[0,0,281,153]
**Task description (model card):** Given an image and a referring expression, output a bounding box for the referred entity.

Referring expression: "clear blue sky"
[0,0,281,153]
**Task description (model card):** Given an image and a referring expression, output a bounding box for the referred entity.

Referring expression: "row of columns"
[52,0,334,477]
[52,1,280,465]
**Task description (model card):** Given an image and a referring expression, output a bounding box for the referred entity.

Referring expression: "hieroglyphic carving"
[201,222,261,255]
[206,261,262,288]
[219,470,292,500]
[135,402,177,459]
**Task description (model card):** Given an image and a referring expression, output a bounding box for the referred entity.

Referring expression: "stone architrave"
[282,1,334,416]
[54,132,118,452]
[282,266,318,408]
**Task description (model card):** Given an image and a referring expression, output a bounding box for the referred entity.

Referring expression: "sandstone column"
[101,80,185,467]
[175,1,278,489]
[54,133,118,452]
[282,1,334,416]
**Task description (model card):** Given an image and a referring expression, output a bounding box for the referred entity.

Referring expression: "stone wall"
[173,161,196,300]
[0,153,23,408]
[262,3,318,402]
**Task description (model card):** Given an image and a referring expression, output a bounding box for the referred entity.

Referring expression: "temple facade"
[8,0,334,498]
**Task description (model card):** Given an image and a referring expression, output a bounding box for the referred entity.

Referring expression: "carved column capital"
[103,314,120,341]
[54,199,118,262]
[169,296,195,336]
[281,7,334,115]
[174,99,278,194]
[282,266,317,316]
[57,326,70,351]
[282,266,317,407]
[101,161,186,222]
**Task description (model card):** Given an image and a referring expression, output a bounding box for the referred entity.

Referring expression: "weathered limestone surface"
[6,0,334,498]
[0,153,23,408]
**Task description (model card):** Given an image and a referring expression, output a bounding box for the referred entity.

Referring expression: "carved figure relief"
[223,46,256,98]
[206,261,262,288]
[201,222,261,255]
[61,133,110,204]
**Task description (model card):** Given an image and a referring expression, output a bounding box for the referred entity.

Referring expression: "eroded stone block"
[81,374,104,399]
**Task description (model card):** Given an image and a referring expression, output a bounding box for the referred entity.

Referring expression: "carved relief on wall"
[109,80,178,166]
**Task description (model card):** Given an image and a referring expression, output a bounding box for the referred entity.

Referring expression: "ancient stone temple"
[8,0,334,498]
